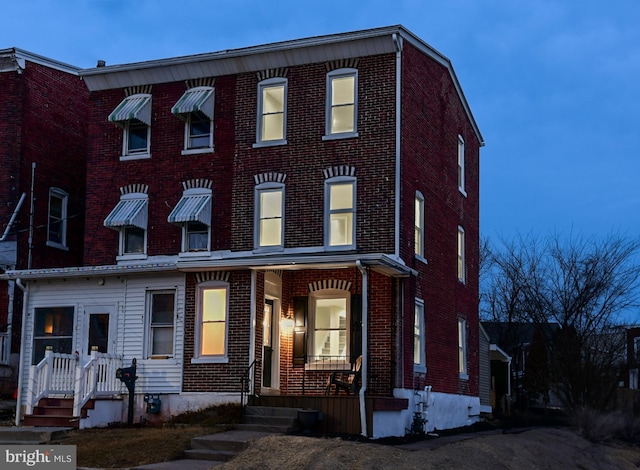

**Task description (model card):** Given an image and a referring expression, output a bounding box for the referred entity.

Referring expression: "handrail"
[240,359,259,410]
[74,351,123,416]
[27,350,78,414]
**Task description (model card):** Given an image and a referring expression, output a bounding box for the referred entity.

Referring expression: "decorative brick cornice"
[195,271,231,284]
[322,166,356,179]
[308,279,352,292]
[119,184,149,195]
[182,179,213,190]
[256,68,288,81]
[325,59,359,71]
[254,172,287,185]
[124,85,152,96]
[184,77,215,89]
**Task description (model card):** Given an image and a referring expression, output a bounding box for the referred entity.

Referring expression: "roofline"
[79,25,483,145]
[0,47,80,75]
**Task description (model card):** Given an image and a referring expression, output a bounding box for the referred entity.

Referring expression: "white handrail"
[74,351,123,416]
[27,350,78,414]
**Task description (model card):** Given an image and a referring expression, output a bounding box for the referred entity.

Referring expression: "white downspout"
[356,261,368,437]
[393,33,403,257]
[249,270,257,395]
[14,278,27,426]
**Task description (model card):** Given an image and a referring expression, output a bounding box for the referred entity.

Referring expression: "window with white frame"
[32,306,74,365]
[255,183,284,249]
[108,94,152,159]
[458,135,466,195]
[194,281,229,361]
[47,188,68,249]
[167,187,212,254]
[310,290,349,362]
[325,177,356,249]
[415,191,424,258]
[457,225,466,283]
[414,299,426,372]
[458,318,468,378]
[324,69,358,138]
[172,86,214,153]
[146,291,175,358]
[256,78,287,145]
[103,192,148,259]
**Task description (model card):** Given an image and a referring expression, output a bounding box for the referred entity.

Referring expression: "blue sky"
[2,0,639,242]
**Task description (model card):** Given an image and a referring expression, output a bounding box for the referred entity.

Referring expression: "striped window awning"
[171,87,214,120]
[167,193,212,226]
[104,197,148,230]
[108,94,152,126]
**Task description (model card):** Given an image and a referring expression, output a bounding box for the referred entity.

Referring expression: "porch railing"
[74,350,123,416]
[240,359,259,409]
[27,349,123,416]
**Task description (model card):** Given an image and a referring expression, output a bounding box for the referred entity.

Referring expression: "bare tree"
[482,232,640,411]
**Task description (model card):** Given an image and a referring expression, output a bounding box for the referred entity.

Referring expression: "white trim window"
[146,290,176,359]
[414,299,426,372]
[414,191,425,259]
[172,86,214,154]
[457,225,466,283]
[256,78,287,146]
[47,187,68,250]
[108,93,152,160]
[167,187,212,254]
[458,135,466,196]
[458,318,468,378]
[32,306,74,365]
[255,182,284,250]
[325,177,356,250]
[324,68,358,139]
[310,289,350,362]
[103,192,148,259]
[193,281,229,363]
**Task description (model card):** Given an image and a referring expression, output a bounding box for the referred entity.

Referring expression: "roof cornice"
[0,47,80,74]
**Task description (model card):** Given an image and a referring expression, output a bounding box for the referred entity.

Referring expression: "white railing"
[27,350,78,414]
[27,349,123,417]
[0,333,8,364]
[74,350,123,416]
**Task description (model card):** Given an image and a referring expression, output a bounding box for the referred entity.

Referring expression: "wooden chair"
[325,356,362,396]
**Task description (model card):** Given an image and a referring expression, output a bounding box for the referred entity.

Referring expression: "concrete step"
[0,426,72,444]
[244,405,299,418]
[183,448,236,462]
[22,414,80,428]
[234,422,294,433]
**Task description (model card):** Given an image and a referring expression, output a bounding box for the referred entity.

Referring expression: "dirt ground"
[219,427,640,470]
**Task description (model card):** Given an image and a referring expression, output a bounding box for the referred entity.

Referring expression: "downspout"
[14,278,27,426]
[393,33,403,257]
[249,270,257,395]
[27,163,36,269]
[356,261,368,437]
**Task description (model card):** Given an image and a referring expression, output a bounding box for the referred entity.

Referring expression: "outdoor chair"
[325,356,362,395]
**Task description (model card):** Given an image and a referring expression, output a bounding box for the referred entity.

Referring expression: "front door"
[263,299,274,388]
[84,306,115,359]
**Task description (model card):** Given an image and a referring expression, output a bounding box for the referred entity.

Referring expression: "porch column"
[356,261,368,437]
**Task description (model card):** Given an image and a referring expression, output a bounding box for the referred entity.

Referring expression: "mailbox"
[115,358,137,425]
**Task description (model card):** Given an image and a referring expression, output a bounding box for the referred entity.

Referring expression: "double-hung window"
[458,135,466,196]
[256,78,287,146]
[414,299,426,372]
[168,187,212,254]
[147,291,175,358]
[193,281,229,363]
[458,318,468,378]
[104,192,148,259]
[324,69,358,139]
[108,93,152,160]
[172,86,214,154]
[310,290,350,362]
[32,306,74,364]
[255,183,284,250]
[325,177,356,250]
[415,191,425,259]
[47,188,68,250]
[457,226,466,283]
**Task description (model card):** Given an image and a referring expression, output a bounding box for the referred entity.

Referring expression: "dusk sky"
[2,0,639,243]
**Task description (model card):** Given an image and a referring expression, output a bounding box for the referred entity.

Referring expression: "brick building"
[6,26,483,437]
[0,49,87,394]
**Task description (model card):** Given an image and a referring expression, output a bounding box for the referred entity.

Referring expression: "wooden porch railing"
[74,350,123,416]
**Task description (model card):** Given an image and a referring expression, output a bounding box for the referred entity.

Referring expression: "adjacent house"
[5,26,483,438]
[0,49,87,395]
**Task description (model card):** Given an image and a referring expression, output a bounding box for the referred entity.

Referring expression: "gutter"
[14,278,27,426]
[356,260,368,437]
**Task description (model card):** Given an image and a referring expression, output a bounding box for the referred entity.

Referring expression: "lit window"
[325,178,356,249]
[311,292,349,362]
[255,184,284,249]
[256,78,287,145]
[147,291,175,358]
[32,307,74,364]
[324,69,358,138]
[457,226,465,283]
[415,192,424,258]
[414,300,426,372]
[47,188,68,249]
[458,135,466,195]
[194,282,228,361]
[172,87,214,152]
[458,318,468,378]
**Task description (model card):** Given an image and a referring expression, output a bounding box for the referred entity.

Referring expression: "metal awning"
[171,87,214,120]
[167,194,212,225]
[108,94,152,126]
[104,198,148,229]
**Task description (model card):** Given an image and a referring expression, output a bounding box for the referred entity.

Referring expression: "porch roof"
[0,252,415,280]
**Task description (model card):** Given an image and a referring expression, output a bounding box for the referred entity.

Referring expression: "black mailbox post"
[116,358,137,426]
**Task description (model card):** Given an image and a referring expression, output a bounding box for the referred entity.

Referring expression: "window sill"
[46,241,69,251]
[178,251,212,259]
[415,255,427,265]
[322,132,359,141]
[324,244,356,252]
[117,253,148,262]
[414,365,427,374]
[253,140,287,148]
[253,246,284,254]
[181,147,214,156]
[120,153,151,161]
[191,357,229,365]
[459,373,469,380]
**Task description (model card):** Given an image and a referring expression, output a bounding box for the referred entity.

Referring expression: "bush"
[571,407,640,443]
